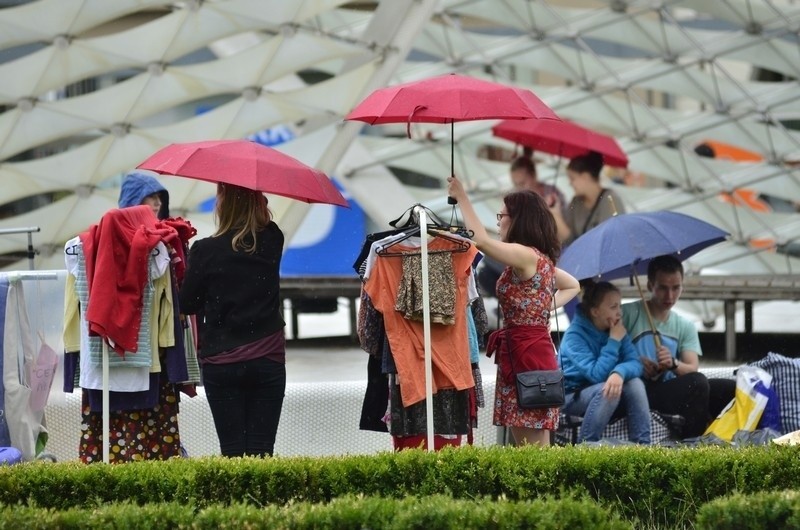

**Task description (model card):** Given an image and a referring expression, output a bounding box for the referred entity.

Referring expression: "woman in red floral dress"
[448,177,580,446]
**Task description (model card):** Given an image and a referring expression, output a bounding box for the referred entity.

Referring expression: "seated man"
[622,255,735,439]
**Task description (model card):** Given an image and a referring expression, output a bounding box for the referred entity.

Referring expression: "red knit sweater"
[81,205,178,355]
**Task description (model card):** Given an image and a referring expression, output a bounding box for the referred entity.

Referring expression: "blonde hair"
[214,183,272,253]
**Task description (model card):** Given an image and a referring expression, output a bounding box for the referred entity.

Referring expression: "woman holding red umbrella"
[179,183,287,457]
[447,176,580,446]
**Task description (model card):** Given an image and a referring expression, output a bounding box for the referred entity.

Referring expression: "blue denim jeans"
[202,357,286,457]
[563,377,651,444]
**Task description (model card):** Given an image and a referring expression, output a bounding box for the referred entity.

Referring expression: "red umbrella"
[345,73,560,189]
[492,119,629,168]
[137,139,349,208]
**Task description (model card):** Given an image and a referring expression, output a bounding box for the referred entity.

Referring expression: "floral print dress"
[493,248,559,430]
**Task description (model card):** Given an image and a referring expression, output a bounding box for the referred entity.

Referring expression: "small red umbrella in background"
[345,73,560,202]
[492,118,629,168]
[137,139,349,208]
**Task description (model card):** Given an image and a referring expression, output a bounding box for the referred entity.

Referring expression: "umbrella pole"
[451,121,454,178]
[447,122,457,205]
[633,272,662,349]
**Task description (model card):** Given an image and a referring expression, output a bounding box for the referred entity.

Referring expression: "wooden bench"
[554,367,739,446]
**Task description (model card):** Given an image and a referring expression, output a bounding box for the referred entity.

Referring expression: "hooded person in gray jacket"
[118,170,170,220]
[560,281,650,444]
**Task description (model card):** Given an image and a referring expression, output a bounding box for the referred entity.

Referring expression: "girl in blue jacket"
[560,281,650,444]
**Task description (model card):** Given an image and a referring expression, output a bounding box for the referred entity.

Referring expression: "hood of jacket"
[569,305,608,342]
[118,171,169,219]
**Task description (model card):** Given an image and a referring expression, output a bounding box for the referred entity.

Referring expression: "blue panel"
[280,179,364,277]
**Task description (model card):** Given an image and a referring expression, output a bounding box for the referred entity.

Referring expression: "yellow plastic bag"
[704,366,772,442]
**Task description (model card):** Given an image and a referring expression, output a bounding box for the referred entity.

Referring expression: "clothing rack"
[0,227,41,271]
[414,205,435,452]
[1,271,58,282]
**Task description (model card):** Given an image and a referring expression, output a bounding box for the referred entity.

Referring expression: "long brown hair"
[503,190,561,263]
[214,183,272,253]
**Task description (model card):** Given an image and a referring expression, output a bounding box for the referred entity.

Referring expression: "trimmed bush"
[0,445,797,528]
[0,496,629,529]
[696,490,800,530]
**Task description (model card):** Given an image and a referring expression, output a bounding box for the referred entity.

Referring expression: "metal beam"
[279,0,442,240]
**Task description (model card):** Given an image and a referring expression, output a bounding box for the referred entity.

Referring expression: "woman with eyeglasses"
[447,176,580,446]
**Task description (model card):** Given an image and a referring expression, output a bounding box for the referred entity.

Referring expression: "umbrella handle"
[633,272,662,349]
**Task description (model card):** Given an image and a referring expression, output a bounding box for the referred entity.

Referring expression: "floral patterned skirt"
[79,380,182,464]
[492,372,559,431]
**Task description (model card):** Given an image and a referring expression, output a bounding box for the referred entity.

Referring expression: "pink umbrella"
[346,73,559,126]
[345,73,560,193]
[492,118,629,168]
[137,139,349,208]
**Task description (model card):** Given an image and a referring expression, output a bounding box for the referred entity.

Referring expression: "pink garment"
[80,205,178,355]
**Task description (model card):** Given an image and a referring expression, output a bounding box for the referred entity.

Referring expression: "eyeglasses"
[496,213,510,221]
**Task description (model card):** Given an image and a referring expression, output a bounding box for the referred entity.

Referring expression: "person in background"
[447,175,580,446]
[119,170,170,219]
[560,281,650,444]
[554,150,626,320]
[622,255,736,439]
[559,151,625,246]
[509,155,569,242]
[179,183,286,457]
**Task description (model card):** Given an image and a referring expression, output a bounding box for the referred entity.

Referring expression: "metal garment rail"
[280,274,800,362]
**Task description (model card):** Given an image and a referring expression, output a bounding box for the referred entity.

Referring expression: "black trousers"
[708,377,737,419]
[646,372,710,438]
[202,357,286,457]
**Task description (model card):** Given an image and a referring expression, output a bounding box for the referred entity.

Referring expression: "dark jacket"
[178,222,285,357]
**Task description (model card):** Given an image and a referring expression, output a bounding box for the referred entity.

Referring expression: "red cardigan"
[81,205,178,356]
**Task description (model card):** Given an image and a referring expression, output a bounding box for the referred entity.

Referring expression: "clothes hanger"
[376,223,471,257]
[445,204,473,239]
[388,203,473,238]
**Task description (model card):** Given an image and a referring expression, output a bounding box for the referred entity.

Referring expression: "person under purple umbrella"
[622,255,736,440]
[560,281,650,444]
[179,183,287,457]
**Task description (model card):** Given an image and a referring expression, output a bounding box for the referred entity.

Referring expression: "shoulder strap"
[581,189,606,235]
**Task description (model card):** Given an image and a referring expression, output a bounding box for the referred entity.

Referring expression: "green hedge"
[0,495,629,530]
[0,445,798,528]
[696,490,800,530]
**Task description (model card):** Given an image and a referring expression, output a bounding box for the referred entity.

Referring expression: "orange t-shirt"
[365,237,478,407]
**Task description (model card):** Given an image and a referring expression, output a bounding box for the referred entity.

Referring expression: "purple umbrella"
[559,211,728,282]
